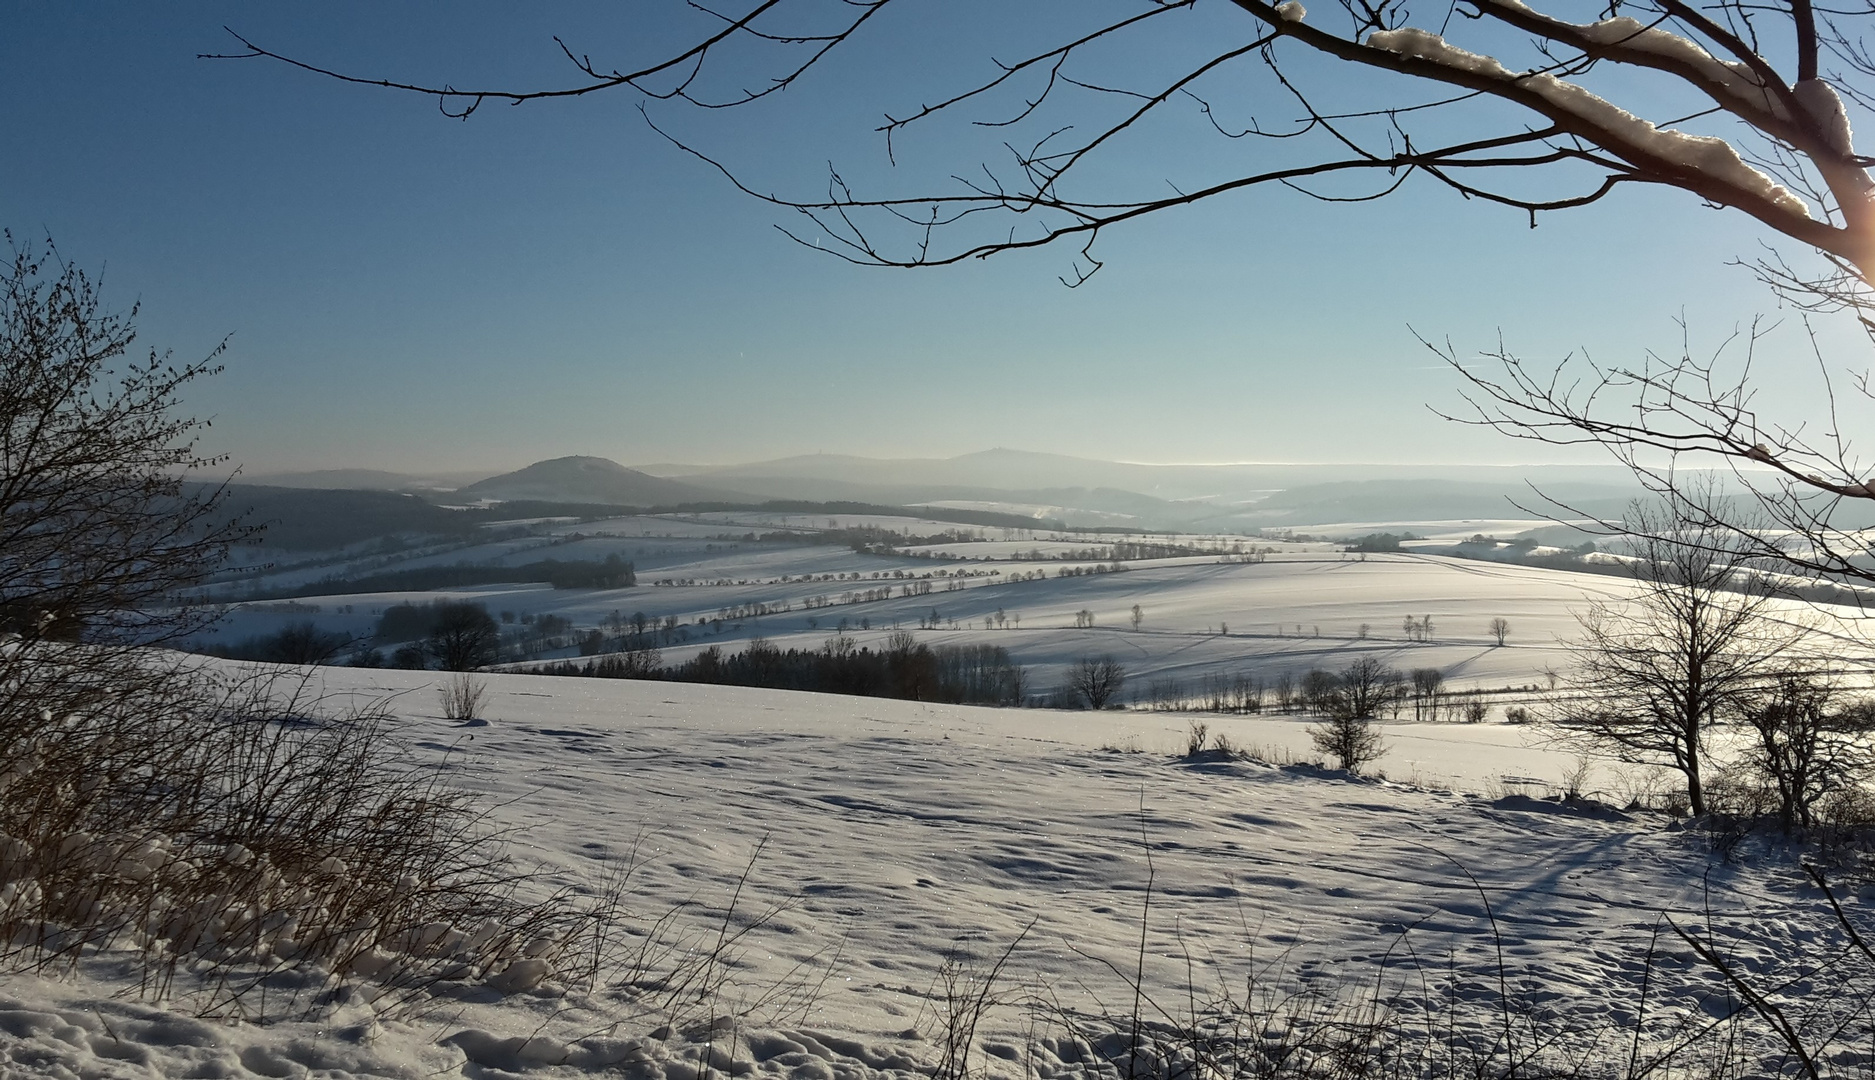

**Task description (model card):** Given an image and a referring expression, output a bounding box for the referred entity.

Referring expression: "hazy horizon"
[236,447,1650,485]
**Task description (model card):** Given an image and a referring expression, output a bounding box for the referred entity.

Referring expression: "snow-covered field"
[1297,518,1571,542]
[208,541,1875,702]
[10,667,1871,1078]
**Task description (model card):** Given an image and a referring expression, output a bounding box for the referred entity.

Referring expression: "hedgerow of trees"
[538,631,1029,706]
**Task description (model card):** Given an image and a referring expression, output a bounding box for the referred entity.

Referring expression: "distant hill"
[217,483,771,552]
[456,456,743,506]
[653,449,1644,506]
[215,485,483,550]
[1227,479,1639,528]
[259,451,1652,535]
[658,470,1205,527]
[242,468,485,491]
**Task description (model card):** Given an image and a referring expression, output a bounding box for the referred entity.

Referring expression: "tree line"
[246,554,635,600]
[534,632,1028,706]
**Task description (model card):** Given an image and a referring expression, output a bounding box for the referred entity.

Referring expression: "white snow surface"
[1796,78,1857,156]
[1365,26,1810,216]
[9,667,1872,1077]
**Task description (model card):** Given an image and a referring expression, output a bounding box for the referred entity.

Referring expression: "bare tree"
[1,235,244,651]
[1300,668,1340,714]
[1442,318,1875,590]
[1557,498,1801,815]
[1273,669,1298,711]
[1067,655,1126,710]
[1333,656,1401,719]
[263,622,353,666]
[1489,617,1511,646]
[1739,668,1873,830]
[1130,603,1144,632]
[427,603,501,671]
[1,235,249,743]
[1409,666,1445,721]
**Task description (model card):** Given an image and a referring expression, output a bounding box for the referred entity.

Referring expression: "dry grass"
[0,656,588,1019]
[438,672,489,722]
[928,853,1875,1080]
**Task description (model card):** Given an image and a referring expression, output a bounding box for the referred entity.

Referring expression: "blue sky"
[0,2,1846,475]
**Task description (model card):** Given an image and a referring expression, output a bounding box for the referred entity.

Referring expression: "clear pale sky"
[0,2,1849,475]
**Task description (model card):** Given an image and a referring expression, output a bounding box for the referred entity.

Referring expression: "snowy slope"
[7,668,1867,1077]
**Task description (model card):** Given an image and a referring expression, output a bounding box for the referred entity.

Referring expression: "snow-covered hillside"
[9,669,1868,1077]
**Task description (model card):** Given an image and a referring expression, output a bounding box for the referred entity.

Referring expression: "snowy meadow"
[15,515,1875,1078]
[7,666,1874,1077]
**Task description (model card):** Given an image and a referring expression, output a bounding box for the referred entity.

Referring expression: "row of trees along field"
[537,632,1029,706]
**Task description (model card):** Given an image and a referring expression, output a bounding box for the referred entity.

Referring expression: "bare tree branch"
[214,0,1875,282]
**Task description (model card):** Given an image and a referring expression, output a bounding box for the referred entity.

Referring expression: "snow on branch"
[1366,27,1810,218]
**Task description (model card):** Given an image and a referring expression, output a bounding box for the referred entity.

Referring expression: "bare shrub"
[924,927,1031,1080]
[1817,781,1875,830]
[1703,761,1779,826]
[1558,756,1596,801]
[1308,715,1387,775]
[1184,721,1210,758]
[0,239,581,1020]
[0,666,579,1018]
[1605,766,1675,813]
[439,672,490,722]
